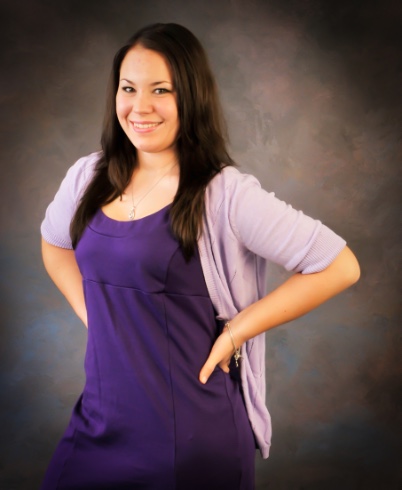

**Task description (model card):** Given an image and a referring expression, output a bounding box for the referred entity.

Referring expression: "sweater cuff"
[40,222,74,250]
[296,225,346,274]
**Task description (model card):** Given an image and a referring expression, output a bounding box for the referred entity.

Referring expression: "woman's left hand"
[199,246,360,385]
[199,329,235,384]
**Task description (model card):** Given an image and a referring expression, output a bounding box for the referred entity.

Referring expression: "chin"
[133,144,166,154]
[131,139,177,155]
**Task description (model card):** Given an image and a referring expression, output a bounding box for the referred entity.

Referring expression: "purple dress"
[40,205,256,490]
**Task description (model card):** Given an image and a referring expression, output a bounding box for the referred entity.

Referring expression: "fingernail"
[200,376,207,384]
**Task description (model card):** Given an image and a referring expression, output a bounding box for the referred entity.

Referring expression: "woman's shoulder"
[203,165,265,231]
[40,151,102,249]
[213,165,262,188]
[73,150,102,169]
[65,151,102,193]
[206,165,262,205]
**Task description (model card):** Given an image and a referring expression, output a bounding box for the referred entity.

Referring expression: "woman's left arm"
[199,245,360,383]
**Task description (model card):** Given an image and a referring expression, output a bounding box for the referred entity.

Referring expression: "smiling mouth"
[133,122,161,129]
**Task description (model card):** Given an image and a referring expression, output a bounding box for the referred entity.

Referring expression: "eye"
[154,88,171,95]
[122,86,135,93]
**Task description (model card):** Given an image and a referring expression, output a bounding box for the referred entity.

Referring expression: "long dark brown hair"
[70,23,234,259]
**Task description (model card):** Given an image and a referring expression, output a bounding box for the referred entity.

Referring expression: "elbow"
[340,246,361,288]
[348,256,360,286]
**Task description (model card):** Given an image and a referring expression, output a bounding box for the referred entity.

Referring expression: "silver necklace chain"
[128,162,177,220]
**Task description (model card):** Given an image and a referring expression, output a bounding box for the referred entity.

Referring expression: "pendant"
[128,206,136,220]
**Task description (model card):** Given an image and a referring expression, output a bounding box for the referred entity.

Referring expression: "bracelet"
[224,321,242,367]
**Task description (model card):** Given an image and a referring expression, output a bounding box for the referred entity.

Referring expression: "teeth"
[134,122,160,129]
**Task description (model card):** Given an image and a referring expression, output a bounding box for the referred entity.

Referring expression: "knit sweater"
[41,152,346,459]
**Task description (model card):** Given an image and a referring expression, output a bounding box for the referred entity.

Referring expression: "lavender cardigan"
[41,152,346,459]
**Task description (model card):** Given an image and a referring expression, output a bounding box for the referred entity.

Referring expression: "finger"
[218,359,230,374]
[199,352,232,383]
[199,356,217,384]
[199,332,233,383]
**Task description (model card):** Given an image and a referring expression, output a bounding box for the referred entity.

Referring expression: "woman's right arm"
[41,238,87,328]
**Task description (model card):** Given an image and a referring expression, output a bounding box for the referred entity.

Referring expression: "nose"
[132,90,152,114]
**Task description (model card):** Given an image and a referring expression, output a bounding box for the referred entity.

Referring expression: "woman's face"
[116,45,179,157]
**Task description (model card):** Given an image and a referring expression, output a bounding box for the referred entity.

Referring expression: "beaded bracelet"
[224,322,242,367]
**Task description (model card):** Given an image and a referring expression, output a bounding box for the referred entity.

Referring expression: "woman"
[40,23,360,490]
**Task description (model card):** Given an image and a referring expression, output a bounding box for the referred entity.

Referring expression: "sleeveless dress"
[40,205,256,490]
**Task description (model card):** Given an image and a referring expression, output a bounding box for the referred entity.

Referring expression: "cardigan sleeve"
[227,171,346,273]
[40,152,100,249]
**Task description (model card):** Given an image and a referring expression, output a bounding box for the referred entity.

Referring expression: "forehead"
[120,46,172,80]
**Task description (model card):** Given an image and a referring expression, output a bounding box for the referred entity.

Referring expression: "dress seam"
[83,278,211,298]
[162,295,177,488]
[224,376,243,487]
[162,245,181,294]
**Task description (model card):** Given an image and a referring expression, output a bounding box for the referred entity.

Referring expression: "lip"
[130,121,162,133]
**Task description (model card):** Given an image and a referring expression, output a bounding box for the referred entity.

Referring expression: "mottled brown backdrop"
[0,0,401,489]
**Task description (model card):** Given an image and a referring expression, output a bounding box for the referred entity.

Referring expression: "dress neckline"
[99,203,171,224]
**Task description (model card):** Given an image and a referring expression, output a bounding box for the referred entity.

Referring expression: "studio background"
[1,0,401,489]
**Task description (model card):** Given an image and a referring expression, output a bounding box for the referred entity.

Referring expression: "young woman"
[40,23,360,490]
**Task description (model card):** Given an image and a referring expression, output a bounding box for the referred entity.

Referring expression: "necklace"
[128,161,177,220]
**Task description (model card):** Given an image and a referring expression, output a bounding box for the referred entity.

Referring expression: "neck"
[136,149,178,173]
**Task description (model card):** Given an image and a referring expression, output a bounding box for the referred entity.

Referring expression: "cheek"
[166,102,179,127]
[115,96,131,120]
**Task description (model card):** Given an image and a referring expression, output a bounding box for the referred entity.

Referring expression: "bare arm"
[41,238,87,327]
[199,245,360,383]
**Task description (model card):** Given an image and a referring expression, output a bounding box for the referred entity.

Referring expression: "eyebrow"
[119,78,173,86]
